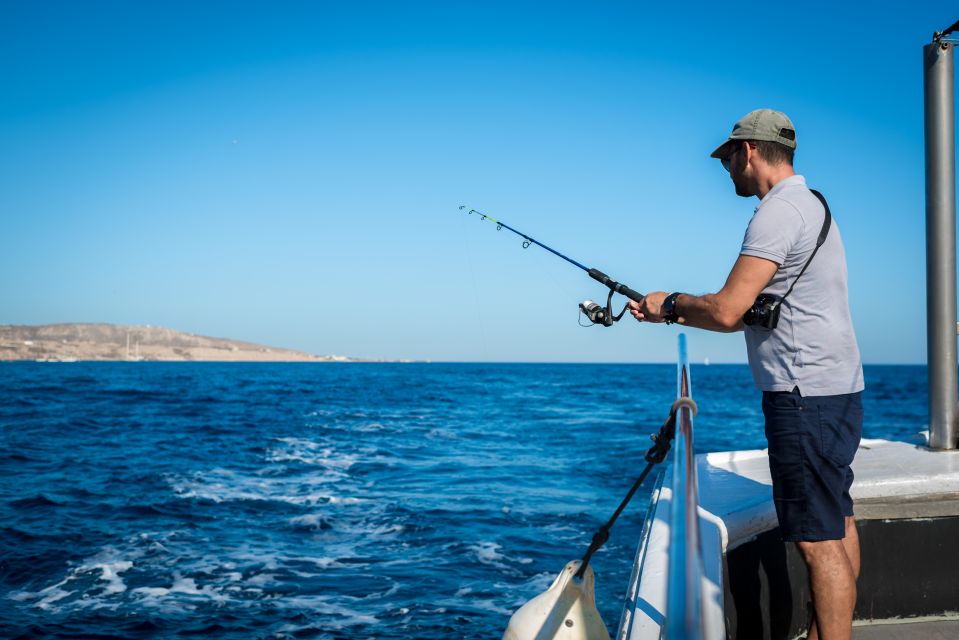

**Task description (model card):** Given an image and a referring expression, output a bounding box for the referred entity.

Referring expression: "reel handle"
[587,268,644,303]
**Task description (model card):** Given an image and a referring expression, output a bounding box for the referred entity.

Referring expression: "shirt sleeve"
[740,197,804,265]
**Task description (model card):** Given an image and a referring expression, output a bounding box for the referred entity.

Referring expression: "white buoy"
[502,560,610,640]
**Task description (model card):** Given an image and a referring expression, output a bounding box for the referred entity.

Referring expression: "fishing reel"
[579,289,630,327]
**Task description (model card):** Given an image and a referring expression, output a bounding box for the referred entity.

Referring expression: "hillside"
[0,324,352,362]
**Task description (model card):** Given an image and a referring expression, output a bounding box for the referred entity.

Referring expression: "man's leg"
[804,516,859,640]
[841,516,861,578]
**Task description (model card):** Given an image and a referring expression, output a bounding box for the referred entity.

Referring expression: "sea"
[0,361,927,639]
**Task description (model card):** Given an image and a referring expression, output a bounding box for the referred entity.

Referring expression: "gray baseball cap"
[710,108,797,158]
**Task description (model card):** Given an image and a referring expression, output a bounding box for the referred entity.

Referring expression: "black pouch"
[742,293,782,329]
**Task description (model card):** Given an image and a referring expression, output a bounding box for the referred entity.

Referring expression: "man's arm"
[629,255,779,332]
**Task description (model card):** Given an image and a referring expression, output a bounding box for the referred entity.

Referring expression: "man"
[629,109,864,640]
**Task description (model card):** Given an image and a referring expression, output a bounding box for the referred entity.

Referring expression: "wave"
[11,547,134,611]
[166,468,358,507]
[465,541,534,577]
[8,494,62,509]
[266,437,359,469]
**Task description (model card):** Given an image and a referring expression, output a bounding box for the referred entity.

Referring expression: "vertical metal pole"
[924,39,958,450]
[666,334,705,639]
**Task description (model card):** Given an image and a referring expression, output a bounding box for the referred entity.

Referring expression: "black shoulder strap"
[777,188,832,306]
[809,189,832,247]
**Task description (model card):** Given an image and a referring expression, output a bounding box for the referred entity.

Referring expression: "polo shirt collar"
[756,174,804,211]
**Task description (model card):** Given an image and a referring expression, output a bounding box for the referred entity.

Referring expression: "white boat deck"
[700,435,959,552]
[618,437,959,640]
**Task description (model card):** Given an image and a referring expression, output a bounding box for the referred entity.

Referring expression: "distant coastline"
[0,323,354,363]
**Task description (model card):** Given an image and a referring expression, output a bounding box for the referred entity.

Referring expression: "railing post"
[665,334,705,639]
[924,34,958,450]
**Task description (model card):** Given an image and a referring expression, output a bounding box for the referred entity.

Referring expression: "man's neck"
[754,166,797,199]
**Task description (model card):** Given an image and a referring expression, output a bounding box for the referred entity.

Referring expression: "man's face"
[722,141,753,197]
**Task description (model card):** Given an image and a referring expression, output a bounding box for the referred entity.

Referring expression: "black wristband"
[662,292,683,325]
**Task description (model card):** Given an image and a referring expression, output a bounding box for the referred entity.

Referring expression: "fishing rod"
[460,205,645,326]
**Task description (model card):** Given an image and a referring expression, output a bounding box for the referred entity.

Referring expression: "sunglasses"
[720,143,741,172]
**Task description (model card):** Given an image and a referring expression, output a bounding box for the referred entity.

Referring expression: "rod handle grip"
[588,268,644,303]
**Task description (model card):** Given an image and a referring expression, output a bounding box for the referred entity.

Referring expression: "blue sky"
[1,1,956,363]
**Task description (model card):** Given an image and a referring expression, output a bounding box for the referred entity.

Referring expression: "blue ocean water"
[0,362,927,639]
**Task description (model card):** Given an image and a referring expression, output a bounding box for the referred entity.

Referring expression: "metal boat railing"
[665,334,706,639]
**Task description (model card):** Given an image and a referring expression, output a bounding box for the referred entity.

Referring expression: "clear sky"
[1,1,956,363]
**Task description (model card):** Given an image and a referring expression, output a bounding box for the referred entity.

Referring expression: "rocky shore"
[0,324,352,362]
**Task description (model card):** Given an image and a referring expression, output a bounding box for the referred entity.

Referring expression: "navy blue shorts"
[762,388,863,542]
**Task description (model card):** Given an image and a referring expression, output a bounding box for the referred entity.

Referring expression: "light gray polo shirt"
[740,175,864,395]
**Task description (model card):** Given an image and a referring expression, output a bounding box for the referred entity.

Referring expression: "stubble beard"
[732,174,753,198]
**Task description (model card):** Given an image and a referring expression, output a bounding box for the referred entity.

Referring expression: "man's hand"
[628,291,671,323]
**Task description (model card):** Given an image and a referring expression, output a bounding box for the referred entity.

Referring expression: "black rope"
[574,407,678,579]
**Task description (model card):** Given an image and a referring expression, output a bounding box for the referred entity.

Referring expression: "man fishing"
[628,109,865,640]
